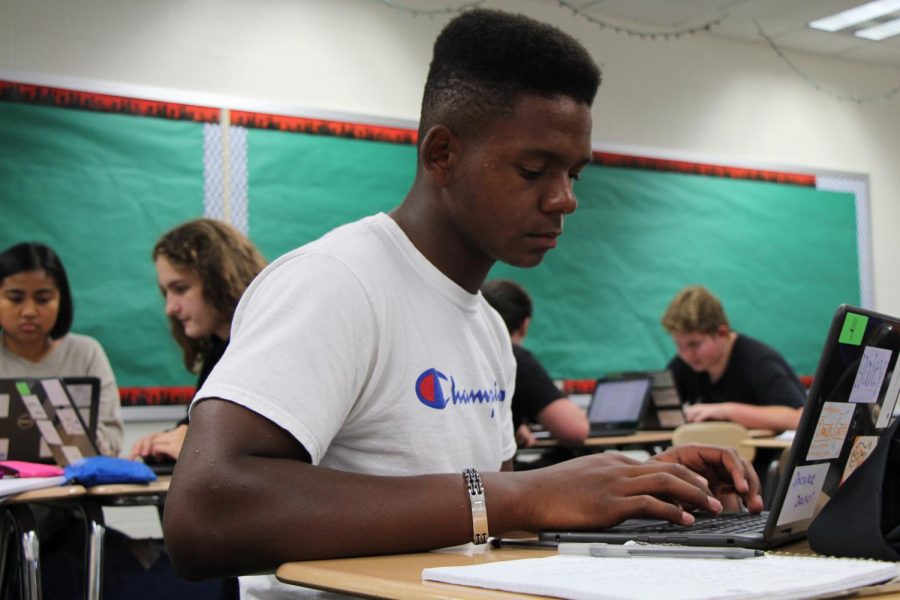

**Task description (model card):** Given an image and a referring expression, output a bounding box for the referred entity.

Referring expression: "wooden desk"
[277,541,900,599]
[531,430,674,449]
[531,428,775,450]
[277,546,547,599]
[1,484,87,600]
[741,436,793,450]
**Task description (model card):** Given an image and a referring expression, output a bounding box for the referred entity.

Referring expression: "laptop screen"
[587,377,652,425]
[767,305,900,537]
[0,377,99,465]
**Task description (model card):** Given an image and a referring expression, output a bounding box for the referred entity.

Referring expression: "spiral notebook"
[422,552,900,600]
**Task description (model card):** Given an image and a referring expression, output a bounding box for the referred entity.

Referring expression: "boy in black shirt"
[662,285,805,431]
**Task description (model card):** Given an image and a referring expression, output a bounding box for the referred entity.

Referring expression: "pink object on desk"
[0,460,65,478]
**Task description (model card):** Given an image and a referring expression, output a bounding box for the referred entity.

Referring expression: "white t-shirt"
[0,332,124,456]
[195,213,516,599]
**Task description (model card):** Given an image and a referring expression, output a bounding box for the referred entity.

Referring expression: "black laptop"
[0,377,99,465]
[586,374,653,437]
[541,305,900,549]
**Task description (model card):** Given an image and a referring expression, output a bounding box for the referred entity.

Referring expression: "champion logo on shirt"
[415,368,506,418]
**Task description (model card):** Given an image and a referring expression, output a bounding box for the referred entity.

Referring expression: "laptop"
[0,377,99,466]
[607,369,686,430]
[586,374,653,437]
[541,305,899,550]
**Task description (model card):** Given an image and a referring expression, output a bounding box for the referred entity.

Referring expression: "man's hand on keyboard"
[649,444,764,514]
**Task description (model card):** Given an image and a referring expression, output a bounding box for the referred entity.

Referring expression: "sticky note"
[877,366,900,428]
[777,463,830,526]
[22,395,47,420]
[37,419,62,445]
[839,313,868,345]
[56,408,85,436]
[849,346,892,404]
[807,402,855,460]
[39,438,52,458]
[842,436,879,483]
[41,378,70,408]
[61,446,83,464]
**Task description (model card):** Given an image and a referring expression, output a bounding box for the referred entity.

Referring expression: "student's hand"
[128,424,188,461]
[684,403,732,423]
[520,452,726,531]
[515,423,537,448]
[649,444,764,513]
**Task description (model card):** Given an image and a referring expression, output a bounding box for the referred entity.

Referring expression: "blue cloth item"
[63,456,157,486]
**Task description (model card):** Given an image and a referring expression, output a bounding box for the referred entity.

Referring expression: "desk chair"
[672,422,756,462]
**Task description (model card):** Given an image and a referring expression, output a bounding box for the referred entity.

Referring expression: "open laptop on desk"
[541,304,900,549]
[604,369,686,430]
[585,374,653,437]
[0,377,99,465]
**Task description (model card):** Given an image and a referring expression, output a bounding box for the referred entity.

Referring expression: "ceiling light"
[855,16,900,39]
[808,0,900,32]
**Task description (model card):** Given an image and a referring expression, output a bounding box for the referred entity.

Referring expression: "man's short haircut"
[419,8,601,143]
[482,279,532,334]
[0,242,74,339]
[661,285,729,335]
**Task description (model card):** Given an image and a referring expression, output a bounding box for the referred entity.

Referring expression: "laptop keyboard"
[639,512,768,534]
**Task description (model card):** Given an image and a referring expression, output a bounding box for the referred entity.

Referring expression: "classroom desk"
[276,540,900,599]
[0,484,87,600]
[741,436,793,451]
[531,429,675,449]
[529,429,774,450]
[80,476,170,600]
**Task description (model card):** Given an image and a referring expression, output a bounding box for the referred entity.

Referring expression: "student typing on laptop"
[661,285,805,431]
[128,219,266,465]
[482,278,589,447]
[0,242,124,455]
[164,11,762,596]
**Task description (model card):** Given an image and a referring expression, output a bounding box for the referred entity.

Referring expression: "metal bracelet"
[463,468,488,544]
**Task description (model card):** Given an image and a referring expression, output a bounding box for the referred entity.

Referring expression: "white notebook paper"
[422,554,900,600]
[0,475,66,499]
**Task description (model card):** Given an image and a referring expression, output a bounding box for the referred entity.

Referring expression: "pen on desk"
[489,538,558,550]
[558,543,762,559]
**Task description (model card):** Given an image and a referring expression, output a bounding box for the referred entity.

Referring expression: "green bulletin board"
[489,167,858,378]
[247,129,415,260]
[0,102,204,388]
[0,89,862,393]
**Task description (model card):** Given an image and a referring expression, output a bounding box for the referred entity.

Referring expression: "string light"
[371,0,900,104]
[373,0,484,17]
[755,19,900,104]
[557,0,725,39]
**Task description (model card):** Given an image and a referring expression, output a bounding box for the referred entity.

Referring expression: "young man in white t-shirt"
[164,9,763,595]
